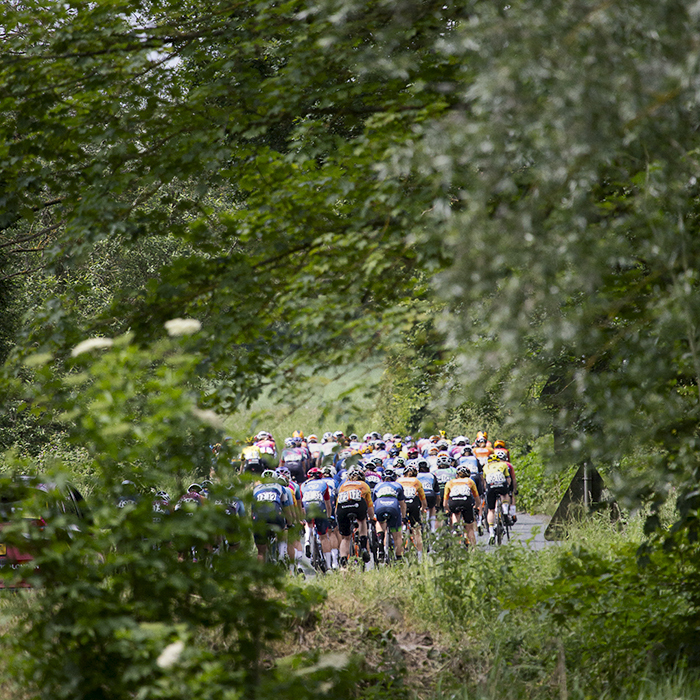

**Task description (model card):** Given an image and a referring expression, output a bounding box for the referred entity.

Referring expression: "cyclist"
[459,445,485,533]
[300,467,334,570]
[251,470,295,562]
[473,431,494,468]
[392,456,406,478]
[279,437,307,485]
[306,434,323,469]
[321,466,341,568]
[414,457,440,532]
[483,452,512,544]
[372,468,407,562]
[363,462,382,491]
[254,432,278,468]
[335,467,375,567]
[433,453,457,523]
[443,464,481,547]
[495,447,518,523]
[240,439,265,475]
[397,463,428,560]
[426,444,440,470]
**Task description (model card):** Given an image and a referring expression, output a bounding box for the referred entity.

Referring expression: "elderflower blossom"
[70,337,114,357]
[164,318,201,337]
[156,640,184,669]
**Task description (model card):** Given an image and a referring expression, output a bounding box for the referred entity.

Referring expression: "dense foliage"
[3,0,700,697]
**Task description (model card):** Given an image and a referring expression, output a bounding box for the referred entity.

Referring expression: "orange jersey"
[336,479,373,508]
[473,445,494,463]
[397,476,426,504]
[443,477,479,502]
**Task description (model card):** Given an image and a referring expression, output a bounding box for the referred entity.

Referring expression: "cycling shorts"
[287,463,306,485]
[405,500,422,526]
[424,493,437,510]
[310,517,330,536]
[336,499,368,537]
[470,474,485,497]
[448,496,475,524]
[486,484,510,510]
[252,507,286,545]
[375,504,402,532]
[242,459,265,475]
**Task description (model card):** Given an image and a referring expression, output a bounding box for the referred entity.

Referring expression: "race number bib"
[485,471,506,486]
[338,489,362,503]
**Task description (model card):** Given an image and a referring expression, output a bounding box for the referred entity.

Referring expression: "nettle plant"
[2,328,358,700]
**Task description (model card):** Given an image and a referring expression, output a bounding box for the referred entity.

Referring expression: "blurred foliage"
[0,334,378,700]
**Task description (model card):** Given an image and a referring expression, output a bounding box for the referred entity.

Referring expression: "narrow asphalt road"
[476,512,554,551]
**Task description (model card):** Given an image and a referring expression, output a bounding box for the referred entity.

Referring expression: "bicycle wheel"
[495,505,504,546]
[311,529,327,573]
[368,521,380,566]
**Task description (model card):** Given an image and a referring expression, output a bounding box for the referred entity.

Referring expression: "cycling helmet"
[348,468,365,481]
[488,452,500,463]
[308,434,318,442]
[187,483,202,493]
[417,458,430,472]
[493,440,507,449]
[322,432,333,442]
[349,433,358,441]
[333,430,344,440]
[407,446,419,458]
[382,468,396,482]
[292,429,304,439]
[370,431,381,441]
[436,454,452,468]
[284,437,295,448]
[404,464,418,477]
[371,456,383,468]
[307,467,323,479]
[261,469,276,479]
[456,465,470,478]
[455,436,467,446]
[428,445,439,455]
[388,446,399,457]
[394,456,406,468]
[275,467,291,482]
[322,466,333,477]
[462,445,474,455]
[155,490,170,503]
[495,449,508,460]
[375,440,386,450]
[437,439,449,450]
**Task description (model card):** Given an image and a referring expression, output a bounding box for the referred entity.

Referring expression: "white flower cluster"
[156,640,185,669]
[70,337,114,357]
[164,318,201,337]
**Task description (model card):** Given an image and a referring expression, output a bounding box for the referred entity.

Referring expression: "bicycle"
[347,514,371,569]
[493,494,511,545]
[306,521,327,573]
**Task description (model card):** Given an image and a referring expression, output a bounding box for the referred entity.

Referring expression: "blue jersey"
[252,482,293,512]
[334,468,348,489]
[372,481,405,510]
[417,472,439,496]
[458,455,480,474]
[300,479,331,515]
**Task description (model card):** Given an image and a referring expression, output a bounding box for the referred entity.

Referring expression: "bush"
[0,331,370,700]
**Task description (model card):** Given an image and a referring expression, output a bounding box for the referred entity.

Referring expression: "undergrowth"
[306,510,700,700]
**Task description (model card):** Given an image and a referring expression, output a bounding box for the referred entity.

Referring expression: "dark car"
[0,476,88,588]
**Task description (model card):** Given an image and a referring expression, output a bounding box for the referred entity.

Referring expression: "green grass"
[223,363,385,445]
